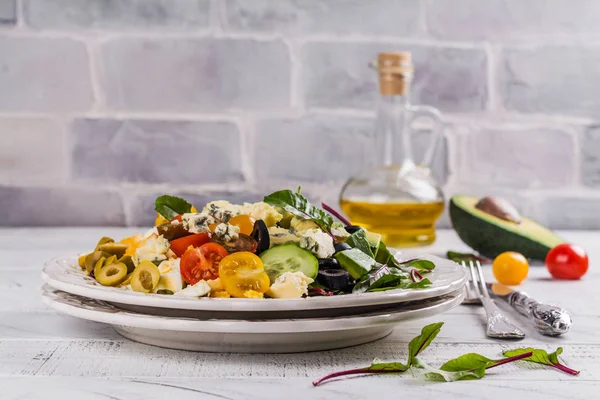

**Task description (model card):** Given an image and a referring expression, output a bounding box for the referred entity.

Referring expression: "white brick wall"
[0,0,599,227]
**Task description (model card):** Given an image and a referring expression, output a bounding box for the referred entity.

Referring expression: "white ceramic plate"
[42,285,464,353]
[42,254,466,314]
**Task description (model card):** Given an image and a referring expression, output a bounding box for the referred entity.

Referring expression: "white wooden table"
[2,228,599,399]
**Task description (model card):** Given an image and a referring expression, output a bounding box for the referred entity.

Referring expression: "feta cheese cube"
[266,272,314,298]
[213,223,240,242]
[299,228,335,259]
[182,212,215,234]
[135,235,170,265]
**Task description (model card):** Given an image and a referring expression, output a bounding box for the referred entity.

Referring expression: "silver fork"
[462,260,526,340]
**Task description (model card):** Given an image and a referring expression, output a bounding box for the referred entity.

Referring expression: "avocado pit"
[475,196,522,224]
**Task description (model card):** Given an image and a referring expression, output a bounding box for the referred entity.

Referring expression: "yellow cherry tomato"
[218,252,270,298]
[228,214,256,236]
[492,251,529,285]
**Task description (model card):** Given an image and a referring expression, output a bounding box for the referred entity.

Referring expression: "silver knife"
[486,283,572,336]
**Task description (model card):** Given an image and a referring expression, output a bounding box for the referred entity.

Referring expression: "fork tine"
[467,261,482,297]
[474,260,491,299]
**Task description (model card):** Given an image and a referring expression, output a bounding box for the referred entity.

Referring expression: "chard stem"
[487,352,533,370]
[321,202,351,226]
[551,362,580,376]
[312,367,397,386]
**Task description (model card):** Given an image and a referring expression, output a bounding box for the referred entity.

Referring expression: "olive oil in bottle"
[339,52,445,248]
[340,199,445,247]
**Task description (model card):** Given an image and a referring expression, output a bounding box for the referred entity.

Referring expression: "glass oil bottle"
[339,52,445,247]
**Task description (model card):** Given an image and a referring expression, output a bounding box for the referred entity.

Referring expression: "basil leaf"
[263,189,333,232]
[345,229,374,258]
[155,195,193,220]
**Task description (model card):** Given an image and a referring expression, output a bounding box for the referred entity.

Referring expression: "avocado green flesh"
[334,248,374,279]
[450,196,563,261]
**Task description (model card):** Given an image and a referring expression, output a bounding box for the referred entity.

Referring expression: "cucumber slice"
[260,243,318,282]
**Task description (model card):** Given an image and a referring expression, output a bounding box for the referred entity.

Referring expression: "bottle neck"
[375,90,414,168]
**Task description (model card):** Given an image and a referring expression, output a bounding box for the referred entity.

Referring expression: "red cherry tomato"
[546,244,589,280]
[169,232,210,257]
[172,214,183,223]
[180,243,228,284]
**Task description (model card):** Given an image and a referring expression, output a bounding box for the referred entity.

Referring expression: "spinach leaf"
[155,195,193,220]
[264,189,333,232]
[503,347,580,376]
[345,229,374,258]
[401,259,435,272]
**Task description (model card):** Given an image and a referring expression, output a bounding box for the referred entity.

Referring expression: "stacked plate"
[42,254,466,353]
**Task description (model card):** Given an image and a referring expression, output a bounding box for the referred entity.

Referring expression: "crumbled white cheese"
[242,202,283,227]
[174,280,211,298]
[290,216,318,232]
[135,235,170,265]
[299,228,335,259]
[213,223,240,242]
[182,212,215,234]
[266,272,314,298]
[143,226,159,239]
[330,222,350,240]
[202,201,244,223]
[268,226,300,247]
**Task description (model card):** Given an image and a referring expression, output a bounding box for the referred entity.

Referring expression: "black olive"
[250,220,270,255]
[317,268,352,291]
[318,258,340,269]
[334,242,351,253]
[344,225,363,234]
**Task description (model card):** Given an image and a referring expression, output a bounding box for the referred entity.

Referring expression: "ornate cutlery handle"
[508,291,572,336]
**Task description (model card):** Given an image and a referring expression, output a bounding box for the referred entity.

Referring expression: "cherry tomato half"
[492,251,529,285]
[218,252,270,298]
[172,214,183,223]
[180,243,228,284]
[169,232,210,257]
[229,215,255,236]
[546,244,589,280]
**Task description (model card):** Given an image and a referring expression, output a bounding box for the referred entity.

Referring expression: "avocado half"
[449,195,563,261]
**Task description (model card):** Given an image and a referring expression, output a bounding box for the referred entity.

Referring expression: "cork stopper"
[376,52,413,96]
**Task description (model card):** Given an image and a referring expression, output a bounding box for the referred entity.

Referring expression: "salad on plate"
[78,189,436,299]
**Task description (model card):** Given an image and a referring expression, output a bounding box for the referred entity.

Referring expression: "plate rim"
[41,286,465,334]
[42,253,467,312]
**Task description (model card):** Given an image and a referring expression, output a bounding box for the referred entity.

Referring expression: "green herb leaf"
[402,259,436,272]
[155,195,193,220]
[503,347,580,376]
[264,189,333,232]
[411,357,488,382]
[345,229,374,258]
[446,251,489,264]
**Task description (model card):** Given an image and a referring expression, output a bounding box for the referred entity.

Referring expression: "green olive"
[118,255,135,274]
[84,251,110,276]
[97,242,128,258]
[93,256,107,279]
[131,261,161,293]
[94,237,115,251]
[78,254,89,269]
[96,262,128,286]
[118,272,133,287]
